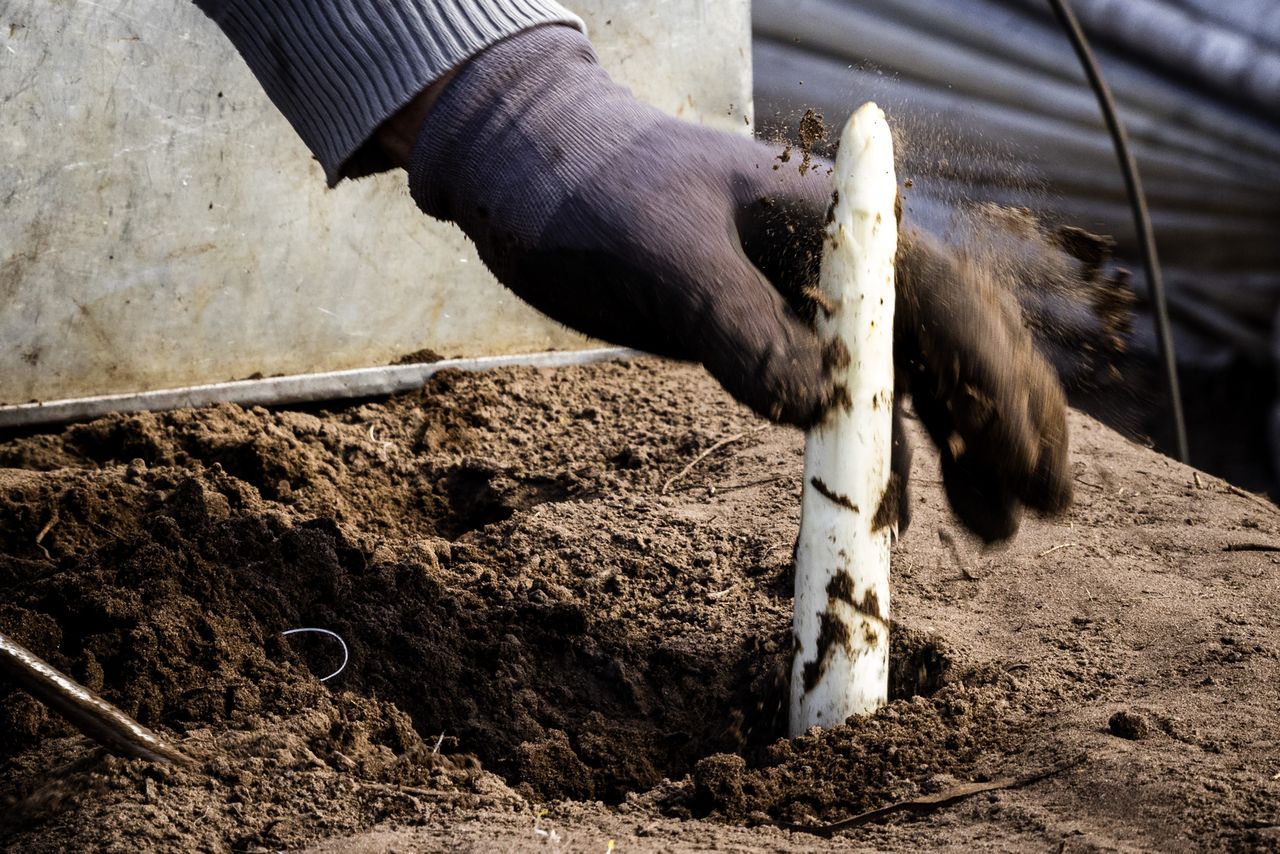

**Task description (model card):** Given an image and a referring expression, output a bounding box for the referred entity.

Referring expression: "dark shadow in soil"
[435,460,583,539]
[890,629,952,699]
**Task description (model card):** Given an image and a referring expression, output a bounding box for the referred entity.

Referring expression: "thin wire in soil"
[281,627,350,682]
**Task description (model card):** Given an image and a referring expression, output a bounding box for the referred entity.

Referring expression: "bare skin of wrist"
[373,68,459,169]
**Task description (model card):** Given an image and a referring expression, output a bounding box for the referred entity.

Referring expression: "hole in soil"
[0,482,965,811]
[345,615,956,806]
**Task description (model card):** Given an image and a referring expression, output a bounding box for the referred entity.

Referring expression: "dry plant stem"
[938,528,975,580]
[1226,483,1280,515]
[35,511,58,544]
[790,103,897,736]
[780,754,1087,837]
[353,781,471,800]
[660,425,766,495]
[1223,542,1280,553]
[0,630,193,766]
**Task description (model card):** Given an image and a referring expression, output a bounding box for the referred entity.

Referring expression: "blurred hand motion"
[392,25,1131,541]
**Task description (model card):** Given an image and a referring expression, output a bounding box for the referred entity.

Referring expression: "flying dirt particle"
[797,109,827,175]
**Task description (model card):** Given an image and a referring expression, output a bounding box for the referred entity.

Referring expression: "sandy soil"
[1,359,1278,852]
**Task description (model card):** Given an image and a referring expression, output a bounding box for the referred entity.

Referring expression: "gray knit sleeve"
[194,0,585,186]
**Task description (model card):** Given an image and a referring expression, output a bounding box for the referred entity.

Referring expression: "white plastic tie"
[281,627,349,682]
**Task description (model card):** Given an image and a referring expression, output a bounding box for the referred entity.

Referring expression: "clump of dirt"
[0,468,981,812]
[391,347,444,365]
[796,108,827,175]
[0,362,754,549]
[682,678,1022,823]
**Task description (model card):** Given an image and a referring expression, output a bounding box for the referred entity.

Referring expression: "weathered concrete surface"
[0,1,752,405]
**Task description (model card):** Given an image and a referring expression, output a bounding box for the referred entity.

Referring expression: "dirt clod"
[1109,709,1152,740]
[796,108,826,175]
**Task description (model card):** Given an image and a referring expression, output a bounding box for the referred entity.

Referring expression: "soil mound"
[2,361,1277,851]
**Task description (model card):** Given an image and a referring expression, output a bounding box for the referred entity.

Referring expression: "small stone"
[1109,710,1151,740]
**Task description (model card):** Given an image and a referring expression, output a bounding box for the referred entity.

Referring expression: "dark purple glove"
[407,24,1079,541]
[408,24,844,426]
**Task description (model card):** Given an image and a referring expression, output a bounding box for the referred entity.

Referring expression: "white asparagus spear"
[790,102,898,736]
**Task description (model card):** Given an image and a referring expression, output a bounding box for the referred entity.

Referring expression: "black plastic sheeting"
[753,0,1280,490]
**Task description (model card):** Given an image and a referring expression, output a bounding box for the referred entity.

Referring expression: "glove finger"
[975,245,1073,516]
[898,230,1039,467]
[667,235,841,428]
[940,451,1023,543]
[909,375,1023,541]
[1021,359,1073,514]
[889,395,913,538]
[897,226,1069,515]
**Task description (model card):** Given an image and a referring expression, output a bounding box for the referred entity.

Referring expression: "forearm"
[192,0,583,186]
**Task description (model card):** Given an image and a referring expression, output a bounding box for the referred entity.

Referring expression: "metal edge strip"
[0,348,640,429]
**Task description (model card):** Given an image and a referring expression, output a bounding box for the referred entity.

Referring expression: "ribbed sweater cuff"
[195,0,585,186]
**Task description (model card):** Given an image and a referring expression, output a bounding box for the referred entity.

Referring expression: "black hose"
[1046,0,1190,463]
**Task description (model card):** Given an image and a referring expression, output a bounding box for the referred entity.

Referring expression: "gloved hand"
[405,24,1074,541]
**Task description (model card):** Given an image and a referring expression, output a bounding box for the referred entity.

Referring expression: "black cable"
[1046,0,1190,464]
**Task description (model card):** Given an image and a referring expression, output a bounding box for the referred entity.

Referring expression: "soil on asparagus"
[1,359,1277,852]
